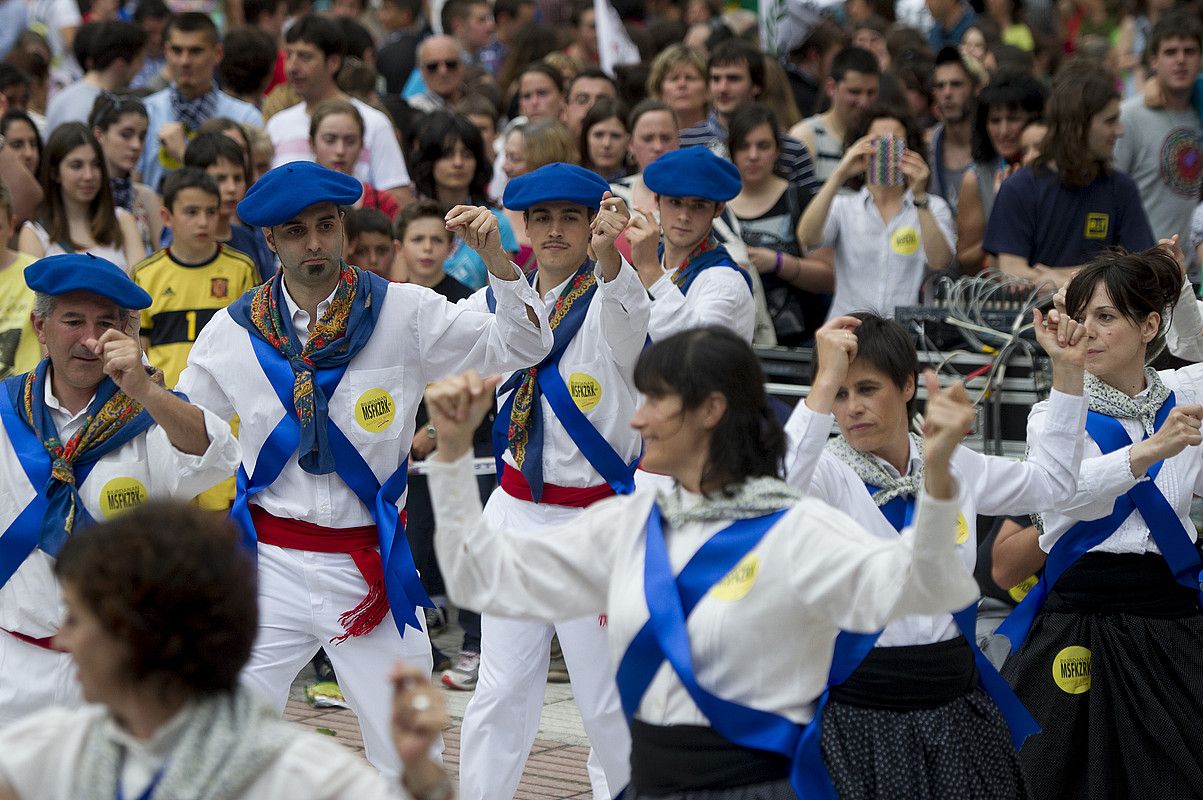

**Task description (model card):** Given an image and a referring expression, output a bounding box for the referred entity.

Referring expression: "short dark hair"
[971,70,1046,162]
[72,22,103,71]
[408,111,493,205]
[380,0,423,14]
[494,0,533,22]
[728,102,780,156]
[89,20,148,72]
[336,16,375,62]
[345,206,394,241]
[830,46,880,82]
[1065,247,1181,350]
[812,312,920,418]
[219,26,277,96]
[933,45,976,87]
[570,67,616,96]
[1146,9,1203,61]
[395,198,445,240]
[0,63,29,93]
[54,501,258,702]
[634,326,786,493]
[791,19,844,62]
[184,131,250,184]
[441,0,488,36]
[708,38,765,91]
[283,13,344,59]
[165,11,220,45]
[162,165,220,210]
[242,0,285,24]
[133,0,171,23]
[88,92,148,131]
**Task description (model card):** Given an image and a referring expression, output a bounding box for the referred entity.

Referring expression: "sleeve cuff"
[784,399,834,444]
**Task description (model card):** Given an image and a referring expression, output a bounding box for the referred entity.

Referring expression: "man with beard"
[926,47,979,213]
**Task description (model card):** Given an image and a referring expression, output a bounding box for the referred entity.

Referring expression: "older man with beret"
[175,161,551,779]
[452,162,646,800]
[0,253,240,727]
[625,147,756,342]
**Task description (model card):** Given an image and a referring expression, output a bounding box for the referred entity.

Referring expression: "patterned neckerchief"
[826,433,925,506]
[507,265,596,470]
[1085,368,1171,436]
[656,476,801,530]
[15,359,159,553]
[668,236,718,289]
[247,264,365,474]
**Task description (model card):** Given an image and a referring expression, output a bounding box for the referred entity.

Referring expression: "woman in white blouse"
[783,308,1087,799]
[999,245,1203,800]
[425,325,981,799]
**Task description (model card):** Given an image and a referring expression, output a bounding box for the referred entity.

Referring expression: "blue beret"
[503,163,611,211]
[644,148,742,202]
[24,253,153,310]
[237,161,363,227]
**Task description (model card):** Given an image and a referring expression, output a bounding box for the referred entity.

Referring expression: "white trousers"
[459,613,631,800]
[456,487,631,800]
[240,543,438,778]
[0,633,80,727]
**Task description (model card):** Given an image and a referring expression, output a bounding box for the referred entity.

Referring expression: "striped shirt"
[678,110,819,195]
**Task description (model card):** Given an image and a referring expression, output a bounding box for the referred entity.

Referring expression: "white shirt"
[430,451,978,727]
[463,259,649,489]
[783,389,1087,645]
[822,188,955,321]
[267,99,412,191]
[0,704,404,800]
[1031,365,1203,556]
[647,266,756,343]
[175,269,551,529]
[0,383,240,636]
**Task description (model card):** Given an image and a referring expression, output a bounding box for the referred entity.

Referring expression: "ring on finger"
[411,694,432,712]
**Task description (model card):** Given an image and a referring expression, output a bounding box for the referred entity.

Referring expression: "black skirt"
[820,638,1027,800]
[1000,552,1203,800]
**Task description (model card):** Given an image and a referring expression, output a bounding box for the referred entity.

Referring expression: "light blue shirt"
[444,207,517,289]
[138,86,263,193]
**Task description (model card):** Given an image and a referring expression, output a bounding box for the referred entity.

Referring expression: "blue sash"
[997,394,1201,651]
[658,241,753,295]
[615,507,847,798]
[0,382,103,590]
[231,330,432,636]
[485,271,638,500]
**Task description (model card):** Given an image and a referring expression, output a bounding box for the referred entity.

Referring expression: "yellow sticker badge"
[955,513,970,545]
[1052,646,1091,694]
[710,554,760,602]
[99,476,148,517]
[891,226,920,256]
[1008,574,1039,603]
[355,388,395,433]
[1084,213,1109,240]
[568,373,602,412]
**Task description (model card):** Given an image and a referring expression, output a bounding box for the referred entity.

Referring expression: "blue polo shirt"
[983,166,1154,268]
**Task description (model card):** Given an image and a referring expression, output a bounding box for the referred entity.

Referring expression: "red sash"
[251,506,407,643]
[500,464,615,507]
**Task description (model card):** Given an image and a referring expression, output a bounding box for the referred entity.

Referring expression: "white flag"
[594,0,640,79]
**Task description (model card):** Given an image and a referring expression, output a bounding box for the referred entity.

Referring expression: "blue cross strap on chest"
[0,377,106,591]
[615,506,857,799]
[657,241,753,296]
[229,330,432,636]
[485,272,639,501]
[997,392,1203,651]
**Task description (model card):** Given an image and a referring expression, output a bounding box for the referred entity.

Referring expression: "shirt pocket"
[557,358,618,430]
[341,365,407,447]
[83,458,155,520]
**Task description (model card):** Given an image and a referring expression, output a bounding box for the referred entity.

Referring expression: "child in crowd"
[0,181,38,379]
[345,207,402,280]
[133,168,258,512]
[133,168,259,389]
[394,199,485,689]
[182,133,277,282]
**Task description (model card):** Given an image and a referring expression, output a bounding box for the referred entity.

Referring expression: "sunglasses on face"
[424,59,460,72]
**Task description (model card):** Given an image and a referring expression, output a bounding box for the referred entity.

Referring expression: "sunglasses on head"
[424,59,460,72]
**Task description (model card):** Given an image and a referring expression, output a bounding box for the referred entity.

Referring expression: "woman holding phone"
[797,105,954,321]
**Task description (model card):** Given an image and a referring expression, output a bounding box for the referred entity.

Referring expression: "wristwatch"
[912,195,929,209]
[425,424,437,440]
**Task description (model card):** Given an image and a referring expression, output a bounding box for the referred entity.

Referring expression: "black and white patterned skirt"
[1001,552,1203,800]
[820,637,1027,800]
